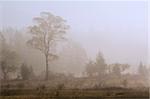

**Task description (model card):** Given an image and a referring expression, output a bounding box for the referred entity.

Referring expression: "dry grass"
[0,88,149,99]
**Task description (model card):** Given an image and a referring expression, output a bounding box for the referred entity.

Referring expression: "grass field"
[0,88,149,99]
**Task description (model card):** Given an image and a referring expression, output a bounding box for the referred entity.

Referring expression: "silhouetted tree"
[20,63,34,80]
[95,52,107,77]
[27,12,69,80]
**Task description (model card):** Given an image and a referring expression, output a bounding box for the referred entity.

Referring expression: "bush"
[16,83,25,89]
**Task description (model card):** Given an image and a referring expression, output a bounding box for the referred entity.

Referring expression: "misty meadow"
[0,1,149,99]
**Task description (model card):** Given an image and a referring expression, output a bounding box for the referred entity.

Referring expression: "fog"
[0,1,149,98]
[0,0,149,82]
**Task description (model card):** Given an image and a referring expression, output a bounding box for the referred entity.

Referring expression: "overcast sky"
[0,1,148,68]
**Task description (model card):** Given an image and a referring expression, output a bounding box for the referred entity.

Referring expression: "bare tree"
[27,12,69,80]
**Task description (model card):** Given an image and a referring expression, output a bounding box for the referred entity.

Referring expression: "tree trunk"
[45,54,49,81]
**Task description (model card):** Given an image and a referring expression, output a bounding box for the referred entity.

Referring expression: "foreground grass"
[0,96,149,99]
[0,88,149,99]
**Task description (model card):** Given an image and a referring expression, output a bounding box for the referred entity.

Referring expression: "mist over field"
[0,1,149,99]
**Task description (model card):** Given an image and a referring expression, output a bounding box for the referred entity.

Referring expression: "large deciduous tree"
[27,12,69,80]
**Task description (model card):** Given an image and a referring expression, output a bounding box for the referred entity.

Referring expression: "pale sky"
[0,1,148,68]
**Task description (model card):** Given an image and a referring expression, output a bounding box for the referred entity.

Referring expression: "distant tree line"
[85,51,149,88]
[85,52,130,77]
